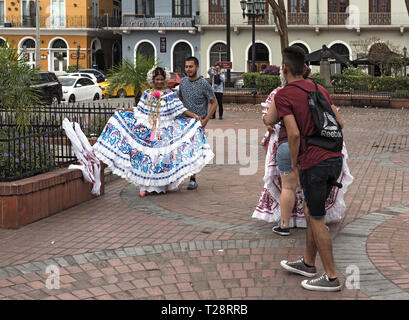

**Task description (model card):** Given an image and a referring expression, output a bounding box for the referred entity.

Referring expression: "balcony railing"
[123,15,194,28]
[0,15,121,28]
[369,12,391,25]
[247,14,270,25]
[209,12,226,25]
[288,12,309,25]
[328,12,349,25]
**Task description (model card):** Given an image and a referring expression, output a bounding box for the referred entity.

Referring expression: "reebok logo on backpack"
[287,81,343,152]
[321,112,342,138]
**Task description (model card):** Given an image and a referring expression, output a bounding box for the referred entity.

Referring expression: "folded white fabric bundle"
[62,118,101,196]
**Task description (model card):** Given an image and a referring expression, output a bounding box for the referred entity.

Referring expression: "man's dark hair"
[185,56,199,66]
[283,46,306,76]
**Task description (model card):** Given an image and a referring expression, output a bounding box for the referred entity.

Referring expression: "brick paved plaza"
[1,105,409,301]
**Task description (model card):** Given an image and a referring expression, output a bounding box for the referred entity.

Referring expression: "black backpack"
[286,81,343,152]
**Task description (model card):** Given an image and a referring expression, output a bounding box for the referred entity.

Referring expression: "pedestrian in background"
[208,63,225,120]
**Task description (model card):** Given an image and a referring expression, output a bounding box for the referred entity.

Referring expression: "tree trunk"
[405,0,409,15]
[268,0,289,55]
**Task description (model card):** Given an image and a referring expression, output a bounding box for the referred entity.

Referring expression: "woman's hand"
[266,125,274,133]
[116,107,134,112]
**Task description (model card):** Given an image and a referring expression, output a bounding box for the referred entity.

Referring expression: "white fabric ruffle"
[93,104,214,192]
[62,118,101,196]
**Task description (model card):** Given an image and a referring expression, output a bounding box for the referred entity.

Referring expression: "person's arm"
[183,110,201,121]
[263,100,279,127]
[202,98,218,128]
[283,114,301,185]
[331,104,344,129]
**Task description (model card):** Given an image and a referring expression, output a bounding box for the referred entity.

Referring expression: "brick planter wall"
[0,166,105,229]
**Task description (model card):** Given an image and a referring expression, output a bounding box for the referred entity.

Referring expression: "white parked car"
[68,72,98,84]
[59,76,102,103]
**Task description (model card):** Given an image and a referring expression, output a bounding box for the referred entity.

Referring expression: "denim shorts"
[300,157,343,218]
[276,142,293,174]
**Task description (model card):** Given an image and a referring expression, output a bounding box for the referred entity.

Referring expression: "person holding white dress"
[93,66,214,197]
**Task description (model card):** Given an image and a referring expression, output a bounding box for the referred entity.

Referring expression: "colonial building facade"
[2,1,408,77]
[114,0,200,73]
[196,0,409,76]
[0,0,122,74]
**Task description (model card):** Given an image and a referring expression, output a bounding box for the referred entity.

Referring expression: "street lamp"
[403,46,407,77]
[241,0,266,73]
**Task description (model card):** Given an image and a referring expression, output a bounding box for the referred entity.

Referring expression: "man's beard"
[188,70,197,78]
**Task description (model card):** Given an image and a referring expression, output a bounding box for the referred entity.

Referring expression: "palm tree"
[0,41,42,129]
[106,55,156,105]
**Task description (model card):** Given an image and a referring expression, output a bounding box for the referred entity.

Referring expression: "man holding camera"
[208,64,225,120]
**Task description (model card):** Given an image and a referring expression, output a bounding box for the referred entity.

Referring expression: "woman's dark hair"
[303,66,312,79]
[153,67,166,79]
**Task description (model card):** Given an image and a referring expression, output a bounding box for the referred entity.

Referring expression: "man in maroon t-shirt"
[275,46,344,292]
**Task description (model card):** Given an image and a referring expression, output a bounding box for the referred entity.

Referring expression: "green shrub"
[331,74,409,92]
[242,72,259,88]
[310,74,325,86]
[255,74,281,95]
[390,90,409,99]
[66,65,78,73]
[331,74,373,90]
[341,65,367,77]
[0,128,55,181]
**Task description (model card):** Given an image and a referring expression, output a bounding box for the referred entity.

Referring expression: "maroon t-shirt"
[274,79,342,170]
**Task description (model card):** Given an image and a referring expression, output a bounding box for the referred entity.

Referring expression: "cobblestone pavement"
[1,105,409,300]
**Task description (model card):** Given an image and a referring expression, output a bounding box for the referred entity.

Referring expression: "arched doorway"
[209,42,227,68]
[330,42,350,74]
[95,50,105,71]
[292,42,309,55]
[91,39,103,69]
[0,38,5,47]
[112,41,122,67]
[173,42,192,73]
[136,41,155,59]
[20,38,36,69]
[247,43,270,72]
[49,38,68,73]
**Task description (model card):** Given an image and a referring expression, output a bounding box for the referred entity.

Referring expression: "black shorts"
[300,157,343,218]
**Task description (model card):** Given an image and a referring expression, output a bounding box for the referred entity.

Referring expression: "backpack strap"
[285,83,310,94]
[286,79,319,93]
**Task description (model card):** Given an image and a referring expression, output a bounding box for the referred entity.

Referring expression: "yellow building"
[0,0,122,74]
